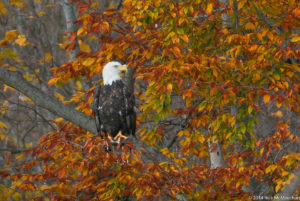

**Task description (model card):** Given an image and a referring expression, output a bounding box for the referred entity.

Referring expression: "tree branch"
[167,117,188,149]
[0,69,97,134]
[167,99,203,149]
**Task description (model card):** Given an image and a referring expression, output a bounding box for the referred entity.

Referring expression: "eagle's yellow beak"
[118,65,128,72]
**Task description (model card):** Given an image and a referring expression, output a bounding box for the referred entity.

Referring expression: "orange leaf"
[48,77,59,85]
[206,3,213,14]
[167,83,173,92]
[4,30,19,42]
[173,46,181,57]
[263,94,270,103]
[58,169,65,179]
[180,34,189,42]
[102,21,110,33]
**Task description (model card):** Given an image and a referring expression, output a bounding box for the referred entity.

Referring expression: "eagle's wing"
[125,87,136,137]
[93,85,102,137]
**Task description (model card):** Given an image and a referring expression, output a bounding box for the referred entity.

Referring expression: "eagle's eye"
[114,65,119,68]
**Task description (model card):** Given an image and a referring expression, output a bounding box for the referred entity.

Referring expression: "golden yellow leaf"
[88,36,98,41]
[0,2,7,15]
[25,142,33,148]
[0,133,6,140]
[40,185,49,191]
[197,101,207,112]
[0,121,8,129]
[180,34,189,42]
[23,74,33,81]
[23,96,34,104]
[282,81,289,89]
[197,134,205,143]
[225,132,232,139]
[16,152,26,160]
[167,32,176,39]
[9,0,23,8]
[206,3,213,14]
[76,81,83,91]
[222,28,229,34]
[54,91,65,102]
[9,66,17,71]
[167,83,172,92]
[238,1,246,10]
[4,30,19,42]
[77,27,85,36]
[37,11,45,16]
[46,4,54,8]
[79,41,91,53]
[54,117,64,125]
[267,31,273,41]
[15,35,28,46]
[12,192,22,200]
[265,164,276,174]
[281,170,290,177]
[45,52,53,63]
[276,101,282,108]
[48,77,59,85]
[82,57,95,66]
[245,22,255,30]
[248,105,253,114]
[291,36,300,42]
[236,180,241,188]
[270,110,283,118]
[275,183,283,193]
[91,1,99,8]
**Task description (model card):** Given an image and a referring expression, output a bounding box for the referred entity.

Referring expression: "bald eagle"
[93,61,136,144]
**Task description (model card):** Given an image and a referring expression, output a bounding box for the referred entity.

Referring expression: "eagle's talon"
[113,131,127,144]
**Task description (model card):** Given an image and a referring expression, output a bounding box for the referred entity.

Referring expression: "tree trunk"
[61,0,79,60]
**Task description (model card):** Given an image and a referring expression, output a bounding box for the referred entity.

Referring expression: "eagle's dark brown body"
[93,80,136,138]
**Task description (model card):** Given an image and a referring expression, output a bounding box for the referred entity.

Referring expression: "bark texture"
[0,69,96,134]
[61,0,79,60]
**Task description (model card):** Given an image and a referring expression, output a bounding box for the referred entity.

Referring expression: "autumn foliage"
[0,0,299,200]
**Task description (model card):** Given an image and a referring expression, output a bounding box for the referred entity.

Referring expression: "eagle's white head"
[102,61,128,85]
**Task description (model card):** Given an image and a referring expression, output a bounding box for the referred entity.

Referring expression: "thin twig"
[0,147,32,154]
[167,99,203,149]
[105,17,150,49]
[249,0,282,34]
